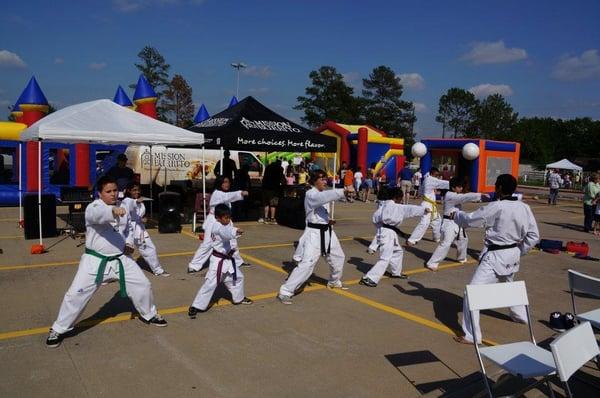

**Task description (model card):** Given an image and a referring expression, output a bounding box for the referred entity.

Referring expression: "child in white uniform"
[46,176,167,348]
[188,204,253,316]
[121,183,169,277]
[426,178,485,271]
[407,168,449,245]
[187,176,249,273]
[453,174,539,344]
[360,188,428,287]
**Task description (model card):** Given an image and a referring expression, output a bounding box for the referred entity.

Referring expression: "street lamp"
[231,62,247,98]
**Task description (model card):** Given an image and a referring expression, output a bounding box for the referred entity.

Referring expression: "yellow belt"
[422,196,439,219]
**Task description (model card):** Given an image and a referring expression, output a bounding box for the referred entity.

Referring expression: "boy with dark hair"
[188,204,253,317]
[360,188,429,287]
[426,177,485,271]
[46,176,166,348]
[407,167,449,245]
[453,174,539,344]
[278,170,347,304]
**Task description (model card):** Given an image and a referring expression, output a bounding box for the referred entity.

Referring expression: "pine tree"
[163,74,195,128]
[131,46,171,121]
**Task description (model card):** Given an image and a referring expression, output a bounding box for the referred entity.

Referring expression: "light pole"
[231,62,247,98]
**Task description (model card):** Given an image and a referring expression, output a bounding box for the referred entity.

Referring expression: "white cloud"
[398,73,424,89]
[413,102,428,113]
[462,40,527,65]
[54,57,64,64]
[468,83,513,98]
[552,49,600,81]
[89,62,107,70]
[342,71,360,85]
[0,50,27,68]
[242,65,272,79]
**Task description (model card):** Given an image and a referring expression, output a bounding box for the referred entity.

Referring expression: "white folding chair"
[568,269,600,329]
[466,281,557,398]
[550,322,600,398]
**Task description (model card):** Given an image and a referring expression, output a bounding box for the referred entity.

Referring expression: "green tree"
[361,65,416,147]
[470,94,518,139]
[131,46,171,121]
[435,88,478,138]
[294,66,363,128]
[163,74,195,128]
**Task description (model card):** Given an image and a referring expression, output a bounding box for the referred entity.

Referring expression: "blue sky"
[1,0,599,138]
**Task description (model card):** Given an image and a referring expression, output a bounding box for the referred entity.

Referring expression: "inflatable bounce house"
[0,75,161,205]
[411,138,520,193]
[316,121,405,179]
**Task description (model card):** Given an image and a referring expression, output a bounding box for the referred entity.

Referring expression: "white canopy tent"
[20,99,206,246]
[545,159,582,172]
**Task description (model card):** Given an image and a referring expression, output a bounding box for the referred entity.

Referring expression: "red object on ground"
[566,241,589,257]
[31,244,45,254]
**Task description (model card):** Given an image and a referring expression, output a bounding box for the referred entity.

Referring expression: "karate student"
[407,167,449,246]
[360,188,429,287]
[121,182,170,277]
[366,195,393,255]
[187,176,249,273]
[278,170,347,304]
[188,204,253,317]
[46,176,167,348]
[453,174,539,344]
[426,178,485,271]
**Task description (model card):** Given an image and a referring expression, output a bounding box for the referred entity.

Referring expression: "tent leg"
[331,153,337,219]
[149,146,153,218]
[38,141,43,246]
[220,146,224,175]
[202,146,206,224]
[18,143,22,228]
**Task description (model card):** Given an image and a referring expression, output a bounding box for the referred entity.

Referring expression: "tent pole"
[220,146,224,175]
[149,145,153,218]
[164,146,167,192]
[202,146,206,221]
[331,152,337,219]
[38,140,43,245]
[18,143,22,228]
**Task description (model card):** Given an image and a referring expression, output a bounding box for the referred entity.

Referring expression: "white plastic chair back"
[466,281,529,311]
[550,322,600,382]
[568,269,600,297]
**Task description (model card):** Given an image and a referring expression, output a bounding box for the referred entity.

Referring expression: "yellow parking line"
[0,235,22,239]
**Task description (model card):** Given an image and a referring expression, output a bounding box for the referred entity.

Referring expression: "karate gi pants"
[280,228,345,297]
[367,235,379,252]
[191,262,245,310]
[408,203,441,243]
[136,233,164,274]
[461,262,527,343]
[426,220,468,268]
[52,254,158,334]
[365,229,403,284]
[188,215,245,271]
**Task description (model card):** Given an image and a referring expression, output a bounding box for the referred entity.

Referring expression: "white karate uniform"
[279,187,346,297]
[454,198,540,343]
[365,202,425,284]
[408,174,449,244]
[191,222,245,309]
[120,197,165,275]
[51,199,158,334]
[426,192,481,269]
[188,190,245,271]
[367,201,387,252]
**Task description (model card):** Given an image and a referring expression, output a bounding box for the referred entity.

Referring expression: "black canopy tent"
[188,96,336,153]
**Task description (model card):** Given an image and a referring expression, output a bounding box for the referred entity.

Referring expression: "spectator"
[215,149,237,182]
[339,161,348,181]
[260,160,285,224]
[442,166,452,180]
[363,166,373,202]
[412,169,422,199]
[593,192,600,236]
[286,170,295,185]
[583,173,600,232]
[281,158,289,173]
[297,167,309,185]
[354,166,364,198]
[547,168,563,205]
[107,153,134,192]
[343,165,355,202]
[563,174,572,189]
[398,165,414,204]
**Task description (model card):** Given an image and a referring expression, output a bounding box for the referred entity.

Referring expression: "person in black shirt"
[215,149,237,182]
[107,154,134,192]
[260,160,285,224]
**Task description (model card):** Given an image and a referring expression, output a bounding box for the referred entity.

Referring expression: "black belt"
[486,243,518,251]
[443,215,453,220]
[307,222,332,256]
[212,249,237,283]
[382,224,401,235]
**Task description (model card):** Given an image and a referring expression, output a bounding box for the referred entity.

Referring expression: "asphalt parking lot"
[0,197,599,397]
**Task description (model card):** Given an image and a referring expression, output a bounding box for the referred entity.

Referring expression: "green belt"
[85,247,127,298]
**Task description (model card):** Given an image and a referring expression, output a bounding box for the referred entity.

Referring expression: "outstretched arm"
[454,206,487,229]
[306,189,345,209]
[211,222,239,241]
[455,192,482,205]
[210,190,245,206]
[86,201,118,225]
[519,206,540,255]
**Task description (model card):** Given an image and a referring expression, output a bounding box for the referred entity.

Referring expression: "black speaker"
[276,196,305,230]
[23,193,57,240]
[158,191,181,233]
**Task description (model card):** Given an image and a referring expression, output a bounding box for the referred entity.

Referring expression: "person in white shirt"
[452,174,539,344]
[407,168,449,245]
[188,204,253,317]
[547,169,563,205]
[360,187,429,287]
[354,167,364,200]
[121,183,169,277]
[46,176,167,348]
[426,178,486,271]
[278,170,348,304]
[187,176,249,273]
[412,169,422,199]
